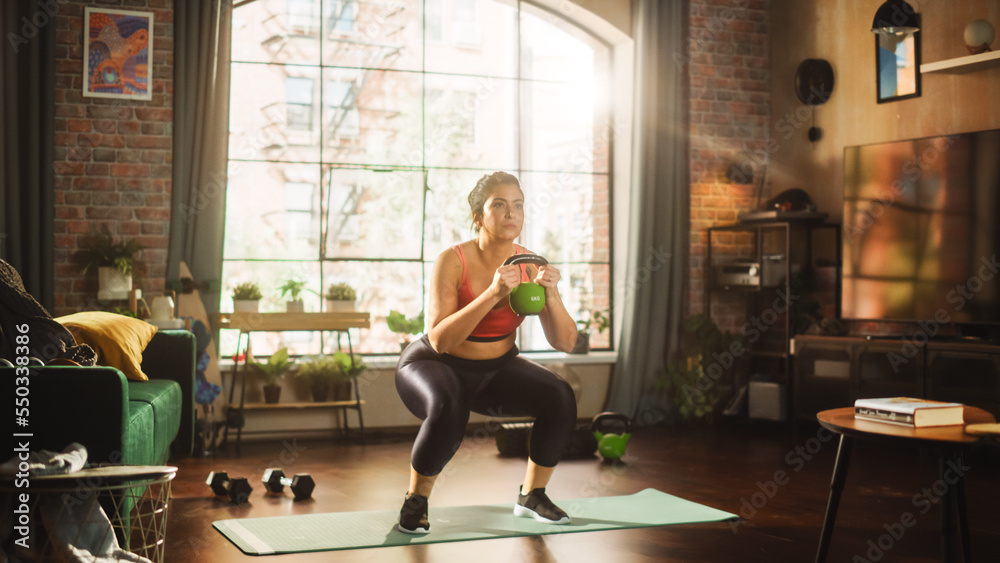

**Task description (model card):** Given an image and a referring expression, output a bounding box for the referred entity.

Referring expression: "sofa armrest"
[141,329,196,456]
[1,366,129,464]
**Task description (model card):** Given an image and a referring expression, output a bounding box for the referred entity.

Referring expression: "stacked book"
[854,397,965,427]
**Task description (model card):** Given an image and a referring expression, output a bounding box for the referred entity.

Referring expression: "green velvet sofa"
[1,329,196,465]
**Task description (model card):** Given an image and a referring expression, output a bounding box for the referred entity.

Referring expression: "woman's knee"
[396,361,461,418]
[547,376,578,419]
[424,394,468,427]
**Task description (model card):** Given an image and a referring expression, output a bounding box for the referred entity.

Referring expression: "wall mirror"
[876,29,921,103]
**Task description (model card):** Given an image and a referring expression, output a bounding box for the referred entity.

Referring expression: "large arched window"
[224,0,616,354]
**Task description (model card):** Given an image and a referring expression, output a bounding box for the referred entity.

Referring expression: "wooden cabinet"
[854,340,924,400]
[793,335,1000,420]
[925,342,1000,415]
[791,337,852,420]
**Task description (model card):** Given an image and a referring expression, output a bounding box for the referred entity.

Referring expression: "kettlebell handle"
[502,253,549,268]
[590,412,632,434]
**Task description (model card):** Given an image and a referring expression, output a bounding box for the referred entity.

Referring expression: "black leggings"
[395,335,578,477]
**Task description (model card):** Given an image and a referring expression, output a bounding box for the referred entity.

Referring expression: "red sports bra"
[453,243,531,342]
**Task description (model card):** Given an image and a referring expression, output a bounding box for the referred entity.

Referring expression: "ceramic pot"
[97,267,132,301]
[262,384,282,404]
[333,381,352,401]
[234,299,259,313]
[310,382,330,402]
[326,300,355,313]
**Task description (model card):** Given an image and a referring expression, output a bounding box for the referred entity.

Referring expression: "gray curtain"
[168,0,233,325]
[1,1,57,310]
[605,0,689,425]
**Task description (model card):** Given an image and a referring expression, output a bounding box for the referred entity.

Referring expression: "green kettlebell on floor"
[504,254,549,316]
[591,412,632,460]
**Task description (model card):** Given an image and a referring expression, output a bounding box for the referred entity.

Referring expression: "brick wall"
[686,0,770,332]
[52,0,174,316]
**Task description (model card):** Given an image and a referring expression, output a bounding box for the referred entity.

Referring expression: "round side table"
[814,407,994,563]
[0,465,176,563]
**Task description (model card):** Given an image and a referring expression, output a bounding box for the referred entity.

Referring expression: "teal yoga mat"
[213,488,736,555]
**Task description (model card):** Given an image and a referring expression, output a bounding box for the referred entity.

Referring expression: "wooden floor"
[164,420,1000,562]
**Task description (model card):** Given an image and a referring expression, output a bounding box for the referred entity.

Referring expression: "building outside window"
[285,76,315,132]
[225,0,616,355]
[328,0,356,34]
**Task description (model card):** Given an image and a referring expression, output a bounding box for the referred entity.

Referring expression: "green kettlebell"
[504,254,549,316]
[591,412,632,460]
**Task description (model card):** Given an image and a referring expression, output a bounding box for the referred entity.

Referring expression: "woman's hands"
[533,264,561,292]
[491,263,562,297]
[490,264,523,298]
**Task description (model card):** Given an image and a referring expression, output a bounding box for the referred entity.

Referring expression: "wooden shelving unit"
[706,220,841,421]
[217,311,372,450]
[921,50,1000,74]
[217,311,371,332]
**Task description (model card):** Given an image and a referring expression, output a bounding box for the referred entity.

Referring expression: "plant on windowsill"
[656,314,744,423]
[232,282,263,313]
[387,309,425,351]
[278,279,309,313]
[331,350,367,401]
[249,347,294,404]
[325,282,356,313]
[78,224,145,301]
[571,308,610,354]
[295,354,346,402]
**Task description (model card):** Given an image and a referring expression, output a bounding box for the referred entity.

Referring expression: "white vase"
[326,300,355,313]
[234,299,259,313]
[286,300,305,313]
[97,267,132,300]
[151,295,175,320]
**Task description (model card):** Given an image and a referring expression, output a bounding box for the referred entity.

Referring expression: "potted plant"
[331,350,366,401]
[295,354,344,402]
[232,282,263,313]
[387,309,424,351]
[279,279,309,313]
[656,314,744,423]
[248,347,294,404]
[79,224,144,301]
[325,282,356,312]
[571,308,610,354]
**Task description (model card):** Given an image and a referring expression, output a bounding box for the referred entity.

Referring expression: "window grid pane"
[226,0,613,355]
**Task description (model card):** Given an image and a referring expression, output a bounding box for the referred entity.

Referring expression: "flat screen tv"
[842,128,1000,326]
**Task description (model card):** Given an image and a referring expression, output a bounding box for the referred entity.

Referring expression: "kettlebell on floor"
[591,412,632,460]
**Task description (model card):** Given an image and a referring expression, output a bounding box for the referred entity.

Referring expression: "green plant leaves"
[79,224,144,276]
[657,314,745,423]
[279,279,308,301]
[333,350,366,378]
[233,282,263,301]
[295,354,345,383]
[387,310,424,335]
[249,347,294,384]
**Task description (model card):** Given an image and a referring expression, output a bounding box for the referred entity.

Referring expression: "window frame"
[224,0,630,356]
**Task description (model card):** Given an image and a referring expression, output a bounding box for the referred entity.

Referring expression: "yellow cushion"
[56,312,158,381]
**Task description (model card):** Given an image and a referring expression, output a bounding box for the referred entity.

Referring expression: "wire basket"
[1,465,175,563]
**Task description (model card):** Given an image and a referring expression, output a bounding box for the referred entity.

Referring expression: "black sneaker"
[397,493,430,534]
[514,487,570,524]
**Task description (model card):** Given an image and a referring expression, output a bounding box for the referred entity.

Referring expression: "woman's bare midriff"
[446,333,518,360]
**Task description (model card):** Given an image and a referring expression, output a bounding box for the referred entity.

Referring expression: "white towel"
[0,443,88,477]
